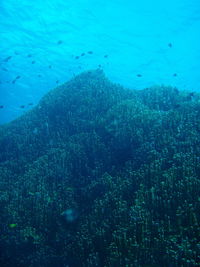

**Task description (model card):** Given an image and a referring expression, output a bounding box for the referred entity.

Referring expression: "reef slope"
[0,70,200,266]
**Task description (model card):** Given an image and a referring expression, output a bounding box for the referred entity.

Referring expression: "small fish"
[37,74,42,77]
[57,40,63,45]
[75,56,80,59]
[48,65,52,69]
[3,56,12,62]
[56,80,59,84]
[137,74,142,77]
[12,76,21,84]
[27,54,32,57]
[81,53,85,56]
[0,105,4,109]
[88,51,93,54]
[28,103,33,106]
[20,105,25,109]
[31,61,35,64]
[9,223,17,228]
[61,208,79,223]
[104,55,108,58]
[168,43,172,48]
[173,73,177,77]
[2,67,8,71]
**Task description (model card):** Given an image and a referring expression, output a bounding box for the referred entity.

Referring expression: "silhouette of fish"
[3,56,12,62]
[12,75,21,84]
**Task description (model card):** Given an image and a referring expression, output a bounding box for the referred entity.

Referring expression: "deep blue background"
[0,0,200,124]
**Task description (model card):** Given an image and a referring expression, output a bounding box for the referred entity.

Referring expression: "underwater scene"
[0,0,200,266]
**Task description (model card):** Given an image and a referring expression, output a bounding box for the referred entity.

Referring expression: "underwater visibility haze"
[0,0,200,124]
[0,0,200,266]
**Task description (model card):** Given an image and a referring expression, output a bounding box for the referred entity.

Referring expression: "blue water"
[0,0,200,124]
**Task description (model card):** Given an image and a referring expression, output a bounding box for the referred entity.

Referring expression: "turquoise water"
[0,0,200,124]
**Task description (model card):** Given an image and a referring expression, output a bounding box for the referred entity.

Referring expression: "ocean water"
[0,1,200,267]
[0,0,200,124]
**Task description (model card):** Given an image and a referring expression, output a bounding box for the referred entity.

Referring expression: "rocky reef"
[0,69,200,266]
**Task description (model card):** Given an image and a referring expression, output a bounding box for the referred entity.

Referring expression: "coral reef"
[0,70,199,266]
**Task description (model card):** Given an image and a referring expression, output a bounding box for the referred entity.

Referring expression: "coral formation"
[0,70,199,266]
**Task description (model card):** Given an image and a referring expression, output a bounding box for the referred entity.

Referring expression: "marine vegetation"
[0,70,199,266]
